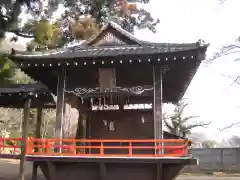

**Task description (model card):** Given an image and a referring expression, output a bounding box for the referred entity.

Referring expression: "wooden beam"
[155,163,163,180]
[55,66,66,152]
[153,65,163,154]
[100,162,107,180]
[31,163,38,180]
[32,106,43,180]
[19,97,31,180]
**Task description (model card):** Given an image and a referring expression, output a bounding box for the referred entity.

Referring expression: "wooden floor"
[0,153,192,160]
[0,154,196,165]
[0,154,20,159]
[26,154,192,159]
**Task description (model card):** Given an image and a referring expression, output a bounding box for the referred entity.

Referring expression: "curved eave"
[0,93,55,108]
[0,83,49,93]
[0,99,55,108]
[0,84,55,108]
[172,44,209,102]
[172,60,201,103]
[10,45,208,66]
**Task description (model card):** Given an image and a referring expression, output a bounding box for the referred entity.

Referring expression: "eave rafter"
[17,55,197,68]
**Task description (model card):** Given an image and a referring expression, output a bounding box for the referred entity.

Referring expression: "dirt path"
[0,159,239,180]
[0,159,42,180]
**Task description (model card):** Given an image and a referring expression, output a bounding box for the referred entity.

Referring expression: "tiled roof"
[11,43,207,60]
[9,21,208,60]
[0,83,48,94]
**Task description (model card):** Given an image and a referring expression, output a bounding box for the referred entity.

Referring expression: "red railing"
[0,138,190,157]
[0,137,22,154]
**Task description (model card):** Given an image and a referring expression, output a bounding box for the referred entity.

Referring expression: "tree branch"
[185,122,211,131]
[230,76,240,86]
[220,73,240,86]
[163,117,173,130]
[218,121,240,132]
[181,116,200,125]
[9,30,35,38]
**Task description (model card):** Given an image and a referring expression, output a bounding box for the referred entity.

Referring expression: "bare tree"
[164,101,211,137]
[209,39,240,132]
[207,0,240,131]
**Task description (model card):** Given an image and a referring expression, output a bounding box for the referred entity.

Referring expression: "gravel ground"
[0,159,239,180]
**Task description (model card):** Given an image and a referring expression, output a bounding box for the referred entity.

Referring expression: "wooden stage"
[0,153,197,163]
[0,153,197,180]
[0,138,195,180]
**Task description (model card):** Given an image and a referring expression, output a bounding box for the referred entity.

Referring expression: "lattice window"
[94,32,126,46]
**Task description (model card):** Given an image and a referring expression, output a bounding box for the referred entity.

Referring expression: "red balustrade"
[0,138,190,157]
[0,137,22,154]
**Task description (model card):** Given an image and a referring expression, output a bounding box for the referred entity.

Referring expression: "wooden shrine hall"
[2,21,208,180]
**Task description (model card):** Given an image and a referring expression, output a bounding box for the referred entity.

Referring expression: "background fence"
[183,148,240,173]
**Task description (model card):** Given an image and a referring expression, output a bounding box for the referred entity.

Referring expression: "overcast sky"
[135,0,240,141]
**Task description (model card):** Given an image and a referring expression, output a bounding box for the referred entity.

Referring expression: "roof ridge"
[65,21,209,48]
[106,21,209,48]
[107,21,142,45]
[80,21,143,46]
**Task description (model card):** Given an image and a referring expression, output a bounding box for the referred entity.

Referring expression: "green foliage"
[1,0,159,42]
[202,140,217,148]
[24,20,63,50]
[24,17,101,50]
[0,55,15,85]
[0,54,34,85]
[61,0,159,40]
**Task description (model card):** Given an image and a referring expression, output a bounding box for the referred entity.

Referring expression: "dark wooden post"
[153,65,163,154]
[35,107,43,138]
[82,114,87,139]
[32,106,43,180]
[19,96,31,180]
[55,66,66,152]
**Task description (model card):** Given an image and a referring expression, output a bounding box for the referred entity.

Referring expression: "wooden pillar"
[153,65,163,154]
[100,162,107,180]
[35,107,43,138]
[32,106,43,180]
[75,111,86,153]
[82,114,87,139]
[19,97,31,180]
[55,66,66,152]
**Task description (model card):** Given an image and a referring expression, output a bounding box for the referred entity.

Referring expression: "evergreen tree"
[1,0,159,42]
